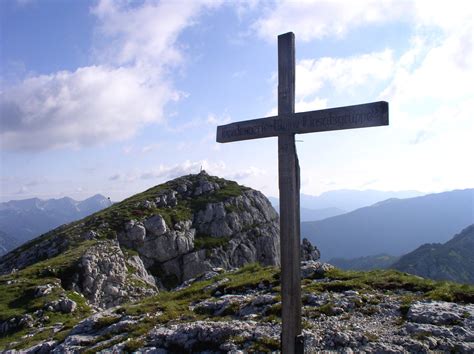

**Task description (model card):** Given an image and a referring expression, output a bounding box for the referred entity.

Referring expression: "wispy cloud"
[253,0,409,42]
[227,166,266,181]
[252,0,472,42]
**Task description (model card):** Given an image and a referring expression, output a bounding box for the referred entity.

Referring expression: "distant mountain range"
[299,189,424,212]
[269,189,423,222]
[329,254,400,271]
[302,189,474,261]
[392,224,474,284]
[0,194,112,255]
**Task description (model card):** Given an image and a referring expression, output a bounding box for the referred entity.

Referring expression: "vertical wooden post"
[278,32,302,354]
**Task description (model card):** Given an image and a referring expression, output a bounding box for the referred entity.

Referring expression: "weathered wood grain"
[216,101,388,143]
[277,32,302,354]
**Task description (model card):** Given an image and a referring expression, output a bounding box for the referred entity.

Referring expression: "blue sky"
[1,0,473,202]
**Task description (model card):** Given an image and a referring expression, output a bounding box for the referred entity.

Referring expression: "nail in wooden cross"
[216,32,389,354]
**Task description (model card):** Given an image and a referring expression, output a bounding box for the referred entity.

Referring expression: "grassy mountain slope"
[0,173,249,274]
[392,225,474,283]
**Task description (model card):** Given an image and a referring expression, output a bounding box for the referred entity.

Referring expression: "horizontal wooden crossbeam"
[216,101,388,143]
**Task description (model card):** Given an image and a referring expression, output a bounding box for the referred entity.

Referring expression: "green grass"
[0,242,95,350]
[194,234,230,251]
[93,315,121,330]
[303,268,474,303]
[122,338,145,352]
[212,263,279,295]
[0,241,95,321]
[247,336,280,352]
[190,179,248,211]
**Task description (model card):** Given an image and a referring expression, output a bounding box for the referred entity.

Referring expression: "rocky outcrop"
[71,240,157,308]
[301,237,320,261]
[45,298,77,313]
[147,320,280,352]
[115,171,280,287]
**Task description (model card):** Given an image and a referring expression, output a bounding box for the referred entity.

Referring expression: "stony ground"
[2,261,473,353]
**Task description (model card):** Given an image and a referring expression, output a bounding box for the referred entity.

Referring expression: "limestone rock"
[23,340,57,354]
[45,298,77,313]
[407,301,474,325]
[114,173,280,286]
[148,320,279,352]
[73,241,157,308]
[301,260,334,279]
[123,220,146,243]
[34,284,55,298]
[0,314,34,335]
[144,215,168,236]
[301,237,320,261]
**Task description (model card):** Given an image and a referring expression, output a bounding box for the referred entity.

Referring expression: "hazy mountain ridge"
[0,231,16,256]
[329,254,400,271]
[302,189,474,261]
[392,224,474,284]
[270,189,424,223]
[299,189,424,212]
[0,194,112,255]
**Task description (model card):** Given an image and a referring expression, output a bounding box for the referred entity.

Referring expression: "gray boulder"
[301,237,320,261]
[407,301,474,325]
[144,215,168,236]
[46,298,77,313]
[73,240,157,308]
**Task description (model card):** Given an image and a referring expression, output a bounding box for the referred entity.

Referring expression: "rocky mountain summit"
[0,171,280,309]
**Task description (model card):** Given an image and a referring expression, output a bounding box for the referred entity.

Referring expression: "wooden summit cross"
[216,32,389,354]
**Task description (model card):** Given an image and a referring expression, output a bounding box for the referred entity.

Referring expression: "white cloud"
[141,143,161,154]
[295,97,327,113]
[297,49,394,98]
[228,166,266,181]
[381,24,472,107]
[1,66,178,150]
[252,0,472,42]
[138,160,226,182]
[253,0,407,41]
[92,0,220,66]
[1,0,221,151]
[110,160,267,188]
[412,0,473,33]
[207,113,231,126]
[266,49,392,115]
[16,186,29,195]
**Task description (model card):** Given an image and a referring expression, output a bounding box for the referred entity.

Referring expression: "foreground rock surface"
[3,261,473,353]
